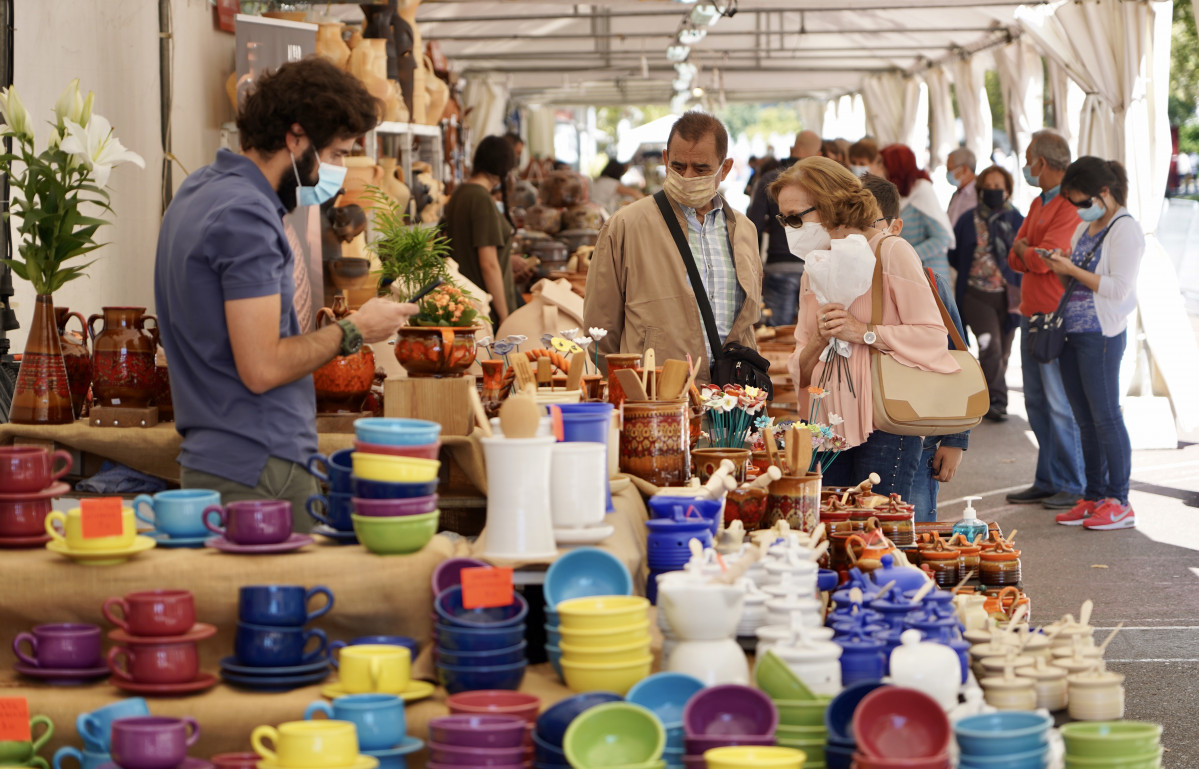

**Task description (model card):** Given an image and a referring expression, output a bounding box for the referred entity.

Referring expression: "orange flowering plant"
[411,284,478,328]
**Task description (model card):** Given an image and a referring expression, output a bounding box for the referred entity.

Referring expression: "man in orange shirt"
[1006,130,1085,510]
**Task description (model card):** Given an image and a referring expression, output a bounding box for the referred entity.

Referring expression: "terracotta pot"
[54,306,91,419]
[313,309,377,413]
[10,294,74,424]
[395,326,478,378]
[723,487,768,531]
[88,307,159,409]
[581,375,605,402]
[605,353,641,406]
[618,400,690,487]
[340,157,385,209]
[763,472,822,533]
[479,359,508,419]
[378,157,412,212]
[691,448,750,484]
[316,22,351,70]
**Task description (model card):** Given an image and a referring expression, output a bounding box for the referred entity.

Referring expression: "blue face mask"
[1076,198,1106,222]
[850,165,869,177]
[291,150,347,207]
[1022,163,1039,187]
[946,169,960,188]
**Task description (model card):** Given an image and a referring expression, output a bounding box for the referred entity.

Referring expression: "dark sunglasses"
[775,206,817,229]
[1066,196,1096,209]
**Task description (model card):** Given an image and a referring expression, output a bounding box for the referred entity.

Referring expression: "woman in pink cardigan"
[774,157,961,498]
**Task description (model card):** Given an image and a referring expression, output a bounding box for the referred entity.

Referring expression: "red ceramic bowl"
[353,440,440,460]
[852,752,951,769]
[352,495,439,517]
[448,690,542,724]
[853,687,951,760]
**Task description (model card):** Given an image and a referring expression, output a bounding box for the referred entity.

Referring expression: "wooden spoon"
[498,394,541,439]
[537,357,553,390]
[1096,622,1124,654]
[511,355,537,392]
[658,359,691,401]
[911,579,937,603]
[614,368,648,401]
[764,428,782,474]
[468,386,493,438]
[792,424,812,475]
[783,426,796,477]
[643,348,656,399]
[565,351,586,393]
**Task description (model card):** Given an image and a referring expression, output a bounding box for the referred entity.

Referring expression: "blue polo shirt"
[154,149,317,487]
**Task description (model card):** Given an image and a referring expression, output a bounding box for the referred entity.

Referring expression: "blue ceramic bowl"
[436,659,527,695]
[354,418,442,447]
[435,641,528,667]
[544,607,559,625]
[818,568,840,592]
[435,586,529,628]
[824,741,855,769]
[308,448,355,494]
[546,644,563,681]
[435,622,526,652]
[544,624,562,647]
[665,726,684,750]
[532,730,569,764]
[544,548,633,608]
[955,712,1053,757]
[353,477,440,500]
[959,745,1051,769]
[535,691,625,747]
[825,680,889,743]
[626,672,705,728]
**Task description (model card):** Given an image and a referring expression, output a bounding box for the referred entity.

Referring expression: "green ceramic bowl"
[1064,749,1162,769]
[563,702,664,769]
[1060,722,1163,759]
[774,698,832,727]
[773,738,825,765]
[775,724,829,739]
[755,649,816,701]
[351,510,439,555]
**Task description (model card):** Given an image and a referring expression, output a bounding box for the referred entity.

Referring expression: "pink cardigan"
[787,232,961,447]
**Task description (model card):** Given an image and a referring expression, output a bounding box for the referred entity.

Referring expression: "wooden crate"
[383,375,476,436]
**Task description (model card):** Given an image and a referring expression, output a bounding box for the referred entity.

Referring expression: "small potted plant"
[394,284,481,377]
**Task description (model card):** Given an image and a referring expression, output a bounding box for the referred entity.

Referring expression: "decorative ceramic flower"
[575,336,592,347]
[476,336,493,348]
[828,413,844,426]
[492,340,514,356]
[541,333,556,348]
[560,328,579,340]
[588,327,608,341]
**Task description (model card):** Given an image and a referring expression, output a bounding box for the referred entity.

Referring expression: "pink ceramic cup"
[102,590,195,637]
[106,642,199,684]
[352,495,439,517]
[0,446,72,494]
[0,497,52,537]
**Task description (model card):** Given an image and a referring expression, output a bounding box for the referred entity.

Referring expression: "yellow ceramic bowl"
[556,596,650,630]
[559,639,652,664]
[703,746,806,769]
[560,655,653,696]
[352,453,440,483]
[558,620,651,648]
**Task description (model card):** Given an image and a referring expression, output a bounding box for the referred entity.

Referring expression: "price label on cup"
[550,405,565,442]
[0,698,31,741]
[460,567,514,610]
[80,497,124,539]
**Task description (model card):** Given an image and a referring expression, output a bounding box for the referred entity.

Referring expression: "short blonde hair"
[769,156,881,231]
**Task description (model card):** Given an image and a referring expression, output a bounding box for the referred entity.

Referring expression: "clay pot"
[395,326,478,378]
[423,54,449,125]
[54,306,91,419]
[10,294,74,425]
[618,400,690,488]
[378,157,412,213]
[980,542,1022,587]
[340,157,385,209]
[479,359,508,419]
[763,473,822,533]
[88,307,159,409]
[316,22,351,70]
[605,353,641,406]
[313,308,376,413]
[723,487,768,531]
[691,448,750,484]
[350,38,389,101]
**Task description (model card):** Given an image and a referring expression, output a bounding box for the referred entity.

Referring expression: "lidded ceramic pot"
[888,629,962,711]
[980,667,1037,710]
[1053,652,1102,676]
[1024,657,1069,711]
[767,629,843,696]
[918,534,961,588]
[764,583,823,629]
[955,594,991,632]
[977,650,1036,679]
[1067,665,1125,721]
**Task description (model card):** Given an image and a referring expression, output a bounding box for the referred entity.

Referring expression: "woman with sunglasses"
[773,157,960,499]
[1039,157,1144,531]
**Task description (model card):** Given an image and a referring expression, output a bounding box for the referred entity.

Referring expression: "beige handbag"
[869,237,988,436]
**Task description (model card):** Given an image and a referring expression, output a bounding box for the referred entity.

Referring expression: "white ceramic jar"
[888,629,963,711]
[479,435,558,560]
[1067,669,1125,721]
[768,636,843,696]
[1024,659,1069,711]
[659,581,745,641]
[980,674,1037,710]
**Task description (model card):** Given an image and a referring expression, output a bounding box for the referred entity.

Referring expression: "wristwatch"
[336,318,364,356]
[863,325,878,346]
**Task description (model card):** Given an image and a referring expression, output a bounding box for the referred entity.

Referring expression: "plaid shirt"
[681,196,745,363]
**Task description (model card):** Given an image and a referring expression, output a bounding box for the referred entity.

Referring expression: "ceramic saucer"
[205,533,313,554]
[14,662,110,685]
[46,535,156,566]
[257,757,377,769]
[98,760,212,769]
[148,531,210,549]
[110,622,217,645]
[220,668,330,691]
[219,656,330,677]
[0,481,70,502]
[553,524,616,546]
[110,672,218,696]
[0,532,53,548]
[312,525,359,545]
[362,737,424,760]
[320,680,435,703]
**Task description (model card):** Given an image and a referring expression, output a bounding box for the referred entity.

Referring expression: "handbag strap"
[654,190,723,361]
[871,235,968,353]
[923,267,970,353]
[1047,213,1131,317]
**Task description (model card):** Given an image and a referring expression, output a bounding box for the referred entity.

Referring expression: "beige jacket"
[583,193,762,385]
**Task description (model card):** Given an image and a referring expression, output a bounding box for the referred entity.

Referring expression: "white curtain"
[798,99,827,135]
[862,72,920,146]
[994,37,1044,202]
[462,73,509,141]
[923,66,956,173]
[950,55,993,169]
[825,94,868,141]
[1045,57,1073,146]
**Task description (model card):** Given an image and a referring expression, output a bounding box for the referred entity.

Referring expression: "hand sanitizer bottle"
[951,496,988,542]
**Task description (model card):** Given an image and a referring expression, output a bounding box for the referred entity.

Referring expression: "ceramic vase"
[54,306,91,419]
[479,436,558,560]
[88,307,159,409]
[10,294,74,424]
[764,472,822,533]
[604,353,640,406]
[394,326,477,378]
[377,157,412,213]
[479,360,508,419]
[315,22,351,70]
[619,400,689,487]
[422,53,449,125]
[313,308,376,413]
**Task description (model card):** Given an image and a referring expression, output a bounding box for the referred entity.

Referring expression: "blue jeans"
[822,429,924,501]
[909,440,940,523]
[762,269,803,327]
[1058,331,1131,503]
[1020,317,1085,495]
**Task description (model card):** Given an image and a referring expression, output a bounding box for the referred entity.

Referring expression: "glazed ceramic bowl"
[353,440,440,460]
[352,495,439,517]
[536,691,625,747]
[558,639,652,665]
[547,644,564,680]
[775,724,829,739]
[825,741,856,769]
[556,596,650,630]
[544,624,562,647]
[427,714,527,749]
[1059,722,1163,759]
[774,698,832,727]
[354,418,442,446]
[352,452,440,483]
[431,557,489,595]
[626,672,706,729]
[435,586,529,628]
[351,510,439,555]
[560,655,653,696]
[703,746,805,769]
[957,746,1050,769]
[683,685,778,738]
[754,649,818,702]
[437,659,527,695]
[532,729,569,764]
[854,752,952,769]
[954,711,1052,756]
[435,640,528,667]
[446,690,540,724]
[428,740,525,766]
[353,477,439,500]
[544,548,633,608]
[825,681,890,743]
[435,622,526,653]
[1060,750,1164,769]
[853,687,951,760]
[562,702,665,769]
[684,734,777,753]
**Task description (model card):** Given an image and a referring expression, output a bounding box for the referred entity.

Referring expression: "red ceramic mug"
[103,590,196,637]
[211,754,260,769]
[0,497,52,537]
[107,642,199,684]
[0,446,72,494]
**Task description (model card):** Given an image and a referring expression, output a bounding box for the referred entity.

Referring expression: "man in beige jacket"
[583,112,762,385]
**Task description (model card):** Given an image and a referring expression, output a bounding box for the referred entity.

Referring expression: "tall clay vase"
[9,295,74,424]
[88,307,159,409]
[54,306,92,420]
[315,22,351,70]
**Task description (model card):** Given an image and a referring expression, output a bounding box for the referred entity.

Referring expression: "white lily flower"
[719,394,739,412]
[54,79,84,127]
[575,336,592,346]
[60,114,145,188]
[0,85,32,141]
[47,127,61,151]
[588,327,608,340]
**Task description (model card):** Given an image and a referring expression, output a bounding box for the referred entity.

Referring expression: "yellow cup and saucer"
[45,508,156,565]
[251,720,378,769]
[320,645,434,702]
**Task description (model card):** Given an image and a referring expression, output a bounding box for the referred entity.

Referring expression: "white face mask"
[850,165,869,177]
[662,167,719,209]
[785,221,832,258]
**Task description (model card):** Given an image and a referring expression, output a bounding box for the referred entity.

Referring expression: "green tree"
[984,69,1005,132]
[1170,0,1199,135]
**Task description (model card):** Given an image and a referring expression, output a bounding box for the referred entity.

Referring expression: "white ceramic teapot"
[888,629,963,711]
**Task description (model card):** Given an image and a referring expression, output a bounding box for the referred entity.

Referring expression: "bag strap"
[872,235,969,354]
[654,190,723,361]
[923,267,970,353]
[1047,213,1132,317]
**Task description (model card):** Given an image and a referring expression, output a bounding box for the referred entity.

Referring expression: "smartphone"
[1034,248,1057,260]
[405,278,444,304]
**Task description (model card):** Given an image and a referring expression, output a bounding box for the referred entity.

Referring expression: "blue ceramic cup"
[53,747,109,769]
[327,636,419,662]
[304,693,405,751]
[132,490,220,538]
[238,585,334,627]
[307,449,354,494]
[306,493,354,532]
[76,697,150,753]
[234,622,327,668]
[555,403,615,513]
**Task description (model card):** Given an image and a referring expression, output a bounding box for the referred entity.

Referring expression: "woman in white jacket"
[1041,157,1144,531]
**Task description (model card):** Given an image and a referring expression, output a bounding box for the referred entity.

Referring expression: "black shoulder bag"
[1028,214,1129,364]
[653,191,773,398]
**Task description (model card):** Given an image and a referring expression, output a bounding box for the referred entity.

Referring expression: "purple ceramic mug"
[12,623,102,669]
[110,717,200,769]
[203,500,292,545]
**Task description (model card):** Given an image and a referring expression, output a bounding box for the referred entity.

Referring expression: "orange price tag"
[0,698,31,742]
[550,406,565,442]
[80,498,124,539]
[460,567,515,610]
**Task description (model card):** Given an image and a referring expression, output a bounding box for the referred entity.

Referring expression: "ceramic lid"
[980,674,1035,690]
[1067,668,1124,686]
[978,654,1036,670]
[920,549,960,561]
[1024,660,1068,680]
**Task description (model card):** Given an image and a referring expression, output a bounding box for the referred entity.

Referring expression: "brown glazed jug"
[312,304,376,413]
[54,306,91,419]
[88,307,159,409]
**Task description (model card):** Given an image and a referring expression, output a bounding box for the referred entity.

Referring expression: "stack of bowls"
[823,682,889,769]
[533,692,624,769]
[753,651,830,768]
[426,714,528,769]
[954,712,1053,769]
[447,690,540,766]
[681,685,778,768]
[563,702,667,769]
[544,549,634,684]
[1060,722,1164,769]
[627,673,705,769]
[702,747,807,769]
[433,586,528,693]
[556,596,652,696]
[850,687,951,769]
[349,419,442,555]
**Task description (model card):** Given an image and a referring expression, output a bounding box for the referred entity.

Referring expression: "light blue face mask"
[946,169,960,188]
[1022,164,1039,187]
[850,165,869,176]
[1076,198,1106,222]
[291,150,347,207]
